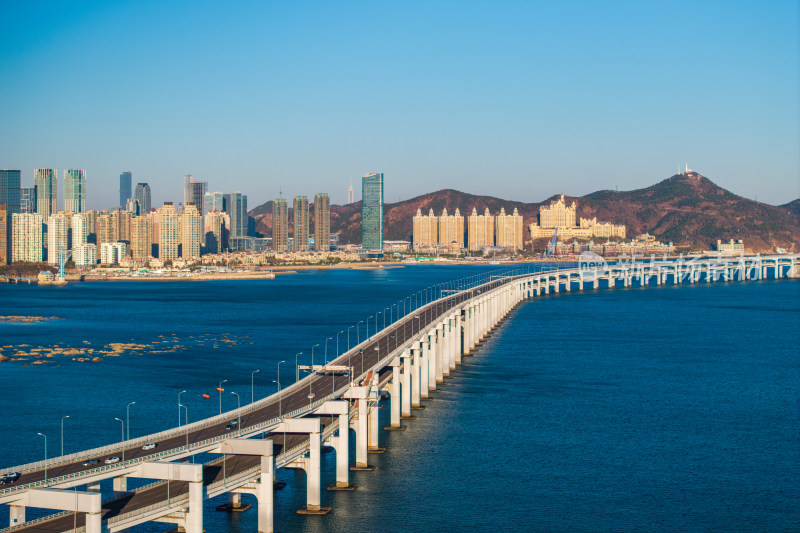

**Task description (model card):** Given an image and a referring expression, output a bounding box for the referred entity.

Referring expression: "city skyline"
[1,2,797,208]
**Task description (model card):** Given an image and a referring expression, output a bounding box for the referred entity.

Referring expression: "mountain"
[249,172,800,252]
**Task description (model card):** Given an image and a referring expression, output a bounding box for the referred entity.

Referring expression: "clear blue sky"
[1,1,797,209]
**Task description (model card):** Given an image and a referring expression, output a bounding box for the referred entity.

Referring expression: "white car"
[105,456,120,464]
[142,443,157,451]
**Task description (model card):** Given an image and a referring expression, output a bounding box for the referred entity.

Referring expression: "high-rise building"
[293,196,309,251]
[224,192,247,238]
[96,213,116,261]
[20,187,36,214]
[130,216,153,259]
[413,208,438,250]
[203,192,225,214]
[204,210,228,253]
[73,243,96,266]
[438,208,465,249]
[134,183,151,214]
[112,209,132,243]
[72,213,88,248]
[125,198,139,216]
[12,213,43,262]
[64,169,87,213]
[495,207,523,251]
[84,210,99,243]
[0,205,7,265]
[361,172,384,251]
[273,198,288,252]
[183,175,194,206]
[0,170,21,264]
[189,181,207,210]
[158,203,179,260]
[120,171,132,208]
[47,213,69,265]
[35,169,58,218]
[314,193,330,252]
[467,207,495,251]
[181,203,202,258]
[101,242,127,265]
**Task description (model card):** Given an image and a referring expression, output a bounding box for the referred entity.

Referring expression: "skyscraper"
[413,208,438,250]
[47,214,68,265]
[293,196,309,251]
[20,187,36,214]
[0,170,21,264]
[158,203,179,260]
[468,207,495,251]
[273,198,288,252]
[12,213,43,262]
[203,192,225,214]
[495,207,523,251]
[134,183,151,214]
[361,172,384,251]
[190,181,207,209]
[120,171,132,208]
[1,170,22,216]
[204,210,227,253]
[0,206,7,265]
[314,193,330,252]
[225,192,247,238]
[438,208,465,249]
[72,213,88,248]
[64,169,87,213]
[35,169,58,218]
[183,175,194,206]
[181,203,202,258]
[130,216,153,259]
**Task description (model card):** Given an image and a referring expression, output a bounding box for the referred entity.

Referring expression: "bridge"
[0,254,796,533]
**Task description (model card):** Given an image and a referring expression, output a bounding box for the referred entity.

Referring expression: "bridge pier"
[455,312,463,365]
[344,387,375,471]
[9,504,25,526]
[385,357,404,431]
[315,401,357,490]
[400,350,413,418]
[410,343,422,408]
[275,417,328,514]
[419,339,430,398]
[435,324,445,384]
[426,329,437,391]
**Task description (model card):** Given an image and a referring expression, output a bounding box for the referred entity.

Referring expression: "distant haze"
[1,2,797,209]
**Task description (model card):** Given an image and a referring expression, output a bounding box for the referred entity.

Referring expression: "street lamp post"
[272,380,282,420]
[366,316,372,339]
[294,353,303,383]
[311,344,319,371]
[347,325,354,350]
[413,314,421,334]
[36,433,47,484]
[336,331,344,358]
[357,320,363,343]
[218,379,228,415]
[60,415,70,457]
[323,337,332,364]
[178,390,187,426]
[114,418,125,462]
[179,404,189,453]
[126,402,136,441]
[250,369,260,404]
[230,392,241,428]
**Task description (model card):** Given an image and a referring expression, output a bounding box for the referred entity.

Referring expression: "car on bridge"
[142,442,158,450]
[81,459,100,467]
[0,472,20,484]
[105,456,121,464]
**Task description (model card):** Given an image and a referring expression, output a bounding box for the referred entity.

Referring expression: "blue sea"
[0,265,798,531]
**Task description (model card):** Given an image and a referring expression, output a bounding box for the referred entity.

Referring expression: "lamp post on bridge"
[114,417,125,463]
[347,325,354,351]
[357,320,363,344]
[178,390,187,426]
[272,380,282,421]
[311,343,319,371]
[413,314,421,335]
[336,330,344,359]
[230,392,241,428]
[60,415,70,457]
[251,369,260,404]
[126,401,136,441]
[294,352,303,383]
[324,337,332,364]
[36,432,47,485]
[218,379,228,415]
[366,316,372,339]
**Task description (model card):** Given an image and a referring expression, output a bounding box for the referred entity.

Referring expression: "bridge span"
[0,254,796,532]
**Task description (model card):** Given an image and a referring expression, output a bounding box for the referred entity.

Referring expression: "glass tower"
[0,170,21,265]
[35,168,58,218]
[134,183,151,214]
[20,187,37,214]
[120,171,132,208]
[64,169,87,213]
[361,172,384,251]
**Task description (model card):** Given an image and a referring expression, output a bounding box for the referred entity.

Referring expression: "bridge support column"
[565,274,571,291]
[14,488,102,532]
[9,505,25,526]
[418,339,429,398]
[462,306,471,355]
[274,417,327,513]
[185,480,203,532]
[411,344,422,408]
[343,387,376,471]
[455,313,463,365]
[427,330,437,391]
[386,358,404,430]
[315,401,356,489]
[368,395,384,452]
[435,323,445,384]
[400,350,413,418]
[443,317,452,376]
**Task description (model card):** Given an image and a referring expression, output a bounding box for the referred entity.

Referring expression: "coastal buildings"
[72,213,88,248]
[101,242,127,264]
[73,243,96,266]
[0,206,7,265]
[314,193,330,252]
[362,172,384,251]
[34,169,58,219]
[467,208,495,251]
[413,209,438,250]
[134,183,152,214]
[96,214,115,261]
[0,170,20,264]
[293,196,309,251]
[181,203,202,258]
[20,187,36,213]
[46,213,68,264]
[11,213,43,262]
[120,171,132,208]
[204,210,227,254]
[529,195,625,240]
[204,192,225,213]
[495,207,523,251]
[64,169,87,213]
[159,202,180,260]
[438,208,464,249]
[716,239,744,254]
[226,192,247,238]
[130,216,153,259]
[273,198,288,252]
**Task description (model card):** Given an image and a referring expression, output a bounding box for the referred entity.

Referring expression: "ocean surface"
[0,265,798,531]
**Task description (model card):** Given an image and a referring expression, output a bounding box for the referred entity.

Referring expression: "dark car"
[82,459,100,467]
[0,472,20,485]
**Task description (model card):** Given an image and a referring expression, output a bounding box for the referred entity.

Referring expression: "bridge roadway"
[1,274,509,531]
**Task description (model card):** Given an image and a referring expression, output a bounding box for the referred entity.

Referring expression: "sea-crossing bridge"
[0,254,797,533]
